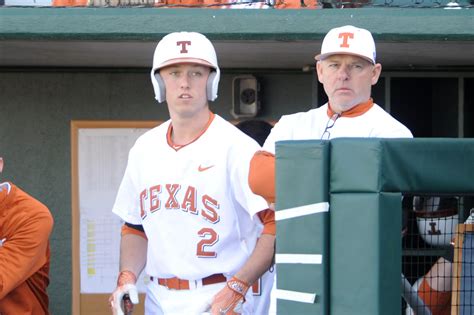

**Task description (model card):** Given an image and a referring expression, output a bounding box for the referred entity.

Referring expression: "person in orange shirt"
[0,157,54,315]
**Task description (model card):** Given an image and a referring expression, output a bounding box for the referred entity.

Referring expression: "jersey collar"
[167,112,215,151]
[327,98,374,118]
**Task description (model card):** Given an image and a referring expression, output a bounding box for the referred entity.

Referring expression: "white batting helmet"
[413,196,459,247]
[150,32,220,103]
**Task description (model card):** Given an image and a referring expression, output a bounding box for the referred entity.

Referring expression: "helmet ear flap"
[207,71,217,101]
[154,72,166,103]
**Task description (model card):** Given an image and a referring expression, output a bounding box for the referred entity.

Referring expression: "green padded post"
[275,140,330,315]
[329,192,402,315]
[330,139,402,315]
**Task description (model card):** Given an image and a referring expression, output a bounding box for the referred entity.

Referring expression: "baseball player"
[406,201,474,315]
[108,32,275,315]
[235,120,275,315]
[0,157,54,315]
[249,25,413,203]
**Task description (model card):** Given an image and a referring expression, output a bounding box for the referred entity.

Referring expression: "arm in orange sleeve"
[257,209,275,236]
[249,151,275,204]
[417,277,452,315]
[0,187,54,300]
[121,223,148,240]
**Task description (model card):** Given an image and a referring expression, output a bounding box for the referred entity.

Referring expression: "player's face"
[160,64,211,118]
[316,54,381,113]
[0,157,3,173]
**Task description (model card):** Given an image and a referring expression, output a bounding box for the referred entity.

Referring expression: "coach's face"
[160,63,211,119]
[317,54,381,113]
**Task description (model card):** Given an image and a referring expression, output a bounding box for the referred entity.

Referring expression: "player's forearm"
[234,233,275,285]
[119,233,148,277]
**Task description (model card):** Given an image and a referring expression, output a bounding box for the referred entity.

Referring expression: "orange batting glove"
[109,270,139,315]
[211,276,250,315]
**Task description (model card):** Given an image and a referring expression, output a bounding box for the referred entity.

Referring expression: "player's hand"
[211,276,250,315]
[109,270,139,315]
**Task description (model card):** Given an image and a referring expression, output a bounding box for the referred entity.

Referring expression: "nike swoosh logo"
[198,165,215,172]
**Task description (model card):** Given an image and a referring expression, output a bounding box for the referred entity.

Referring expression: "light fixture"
[231,75,260,119]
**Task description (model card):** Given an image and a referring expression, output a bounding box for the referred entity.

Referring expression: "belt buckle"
[167,277,182,290]
[159,276,208,290]
[172,278,190,290]
[179,278,190,290]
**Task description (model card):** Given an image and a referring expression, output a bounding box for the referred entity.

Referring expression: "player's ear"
[316,61,324,84]
[371,63,382,86]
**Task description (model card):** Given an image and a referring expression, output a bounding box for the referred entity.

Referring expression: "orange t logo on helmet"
[338,32,354,48]
[177,41,191,53]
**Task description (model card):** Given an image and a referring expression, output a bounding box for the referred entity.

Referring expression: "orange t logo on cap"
[338,32,354,48]
[177,41,191,53]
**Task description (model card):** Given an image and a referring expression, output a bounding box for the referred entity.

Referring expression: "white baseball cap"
[315,25,376,64]
[150,32,221,102]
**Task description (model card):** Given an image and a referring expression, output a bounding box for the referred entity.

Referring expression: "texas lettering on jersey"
[139,183,220,223]
[139,183,221,258]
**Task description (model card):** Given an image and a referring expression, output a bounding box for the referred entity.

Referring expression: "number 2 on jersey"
[197,227,218,257]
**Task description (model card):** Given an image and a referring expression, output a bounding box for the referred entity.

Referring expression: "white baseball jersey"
[263,102,413,153]
[112,114,268,281]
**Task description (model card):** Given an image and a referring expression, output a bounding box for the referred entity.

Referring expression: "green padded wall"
[329,138,474,314]
[275,140,330,314]
[330,138,474,193]
[275,138,474,315]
